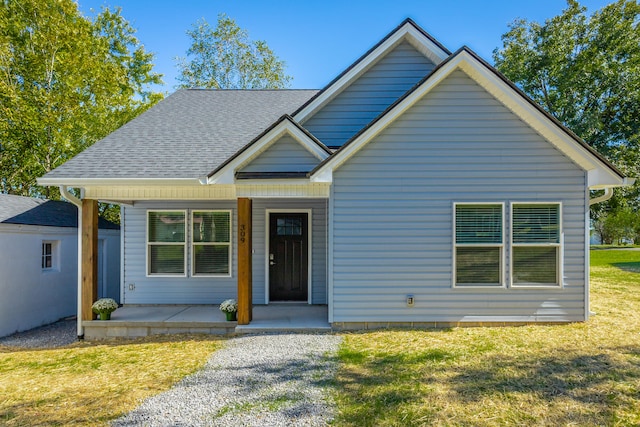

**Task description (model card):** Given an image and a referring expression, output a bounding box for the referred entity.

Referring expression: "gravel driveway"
[112,333,343,427]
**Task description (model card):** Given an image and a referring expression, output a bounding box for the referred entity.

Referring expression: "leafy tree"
[493,0,640,217]
[593,207,640,244]
[0,0,163,201]
[176,13,291,89]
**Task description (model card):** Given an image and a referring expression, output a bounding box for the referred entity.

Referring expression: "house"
[0,194,120,337]
[38,19,632,334]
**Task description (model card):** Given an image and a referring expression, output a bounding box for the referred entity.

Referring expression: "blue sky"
[77,0,612,92]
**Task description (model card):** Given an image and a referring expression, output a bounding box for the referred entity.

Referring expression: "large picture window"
[147,211,186,275]
[454,204,504,286]
[192,211,231,276]
[512,203,561,286]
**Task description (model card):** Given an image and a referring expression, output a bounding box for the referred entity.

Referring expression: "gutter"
[588,177,636,206]
[59,186,84,339]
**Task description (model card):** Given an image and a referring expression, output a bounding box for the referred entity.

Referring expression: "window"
[512,203,561,286]
[276,217,302,236]
[192,211,231,276]
[147,211,186,275]
[454,204,504,286]
[42,242,53,270]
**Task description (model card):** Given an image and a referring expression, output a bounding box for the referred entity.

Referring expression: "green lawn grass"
[333,249,640,426]
[0,335,222,426]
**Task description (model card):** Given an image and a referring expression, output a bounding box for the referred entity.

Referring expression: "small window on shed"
[42,241,58,270]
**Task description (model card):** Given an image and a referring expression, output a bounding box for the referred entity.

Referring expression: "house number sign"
[240,224,246,243]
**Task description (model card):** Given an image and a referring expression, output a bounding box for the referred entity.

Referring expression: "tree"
[176,13,291,89]
[593,208,640,244]
[0,0,163,200]
[493,0,640,217]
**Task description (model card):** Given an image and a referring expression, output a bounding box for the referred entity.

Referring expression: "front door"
[269,213,308,301]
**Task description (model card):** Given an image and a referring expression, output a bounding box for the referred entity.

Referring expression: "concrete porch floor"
[82,304,330,339]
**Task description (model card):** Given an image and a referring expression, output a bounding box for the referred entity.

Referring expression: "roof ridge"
[182,88,319,92]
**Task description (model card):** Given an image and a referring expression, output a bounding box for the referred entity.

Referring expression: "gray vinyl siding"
[240,135,321,173]
[330,70,588,323]
[251,199,328,304]
[303,41,435,148]
[122,199,327,305]
[122,201,237,304]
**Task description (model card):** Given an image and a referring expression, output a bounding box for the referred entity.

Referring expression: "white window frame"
[146,210,187,277]
[42,240,59,271]
[510,202,563,288]
[453,202,505,288]
[191,210,232,277]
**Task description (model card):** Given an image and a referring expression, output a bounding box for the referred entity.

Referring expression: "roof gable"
[238,133,322,175]
[310,47,627,189]
[293,19,450,125]
[301,40,437,148]
[205,115,331,184]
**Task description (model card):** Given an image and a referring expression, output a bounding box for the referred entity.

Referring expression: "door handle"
[270,261,276,266]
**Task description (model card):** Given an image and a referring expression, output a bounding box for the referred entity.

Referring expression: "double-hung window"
[147,211,187,275]
[192,211,231,276]
[42,242,53,270]
[512,203,561,286]
[454,203,504,287]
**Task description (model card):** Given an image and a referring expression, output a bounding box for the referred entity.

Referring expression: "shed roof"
[0,194,119,229]
[41,89,318,181]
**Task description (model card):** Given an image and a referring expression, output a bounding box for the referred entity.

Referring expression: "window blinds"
[456,204,502,244]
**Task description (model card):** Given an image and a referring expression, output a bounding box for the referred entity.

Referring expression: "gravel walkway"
[112,333,343,427]
[0,318,76,348]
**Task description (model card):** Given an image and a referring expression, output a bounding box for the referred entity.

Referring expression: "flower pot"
[225,311,237,321]
[99,312,111,320]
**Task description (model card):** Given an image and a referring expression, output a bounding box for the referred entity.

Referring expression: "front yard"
[0,336,222,425]
[333,249,640,426]
[0,249,638,426]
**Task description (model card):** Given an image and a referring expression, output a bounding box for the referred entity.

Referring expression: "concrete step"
[235,323,332,334]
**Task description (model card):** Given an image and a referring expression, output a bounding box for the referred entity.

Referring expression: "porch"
[82,304,331,340]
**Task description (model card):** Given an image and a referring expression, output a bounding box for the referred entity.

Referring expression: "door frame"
[264,209,312,304]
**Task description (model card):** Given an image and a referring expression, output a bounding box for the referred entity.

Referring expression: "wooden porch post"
[81,199,98,321]
[237,198,252,324]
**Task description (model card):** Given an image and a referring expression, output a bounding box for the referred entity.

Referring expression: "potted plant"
[219,299,238,321]
[92,298,118,320]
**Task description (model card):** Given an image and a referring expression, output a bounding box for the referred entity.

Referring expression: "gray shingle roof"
[0,194,119,229]
[41,89,318,180]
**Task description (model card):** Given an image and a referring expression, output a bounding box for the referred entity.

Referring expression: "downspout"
[589,188,614,206]
[585,187,614,320]
[59,186,84,339]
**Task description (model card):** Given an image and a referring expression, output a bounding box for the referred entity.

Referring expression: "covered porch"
[76,184,330,337]
[83,304,331,340]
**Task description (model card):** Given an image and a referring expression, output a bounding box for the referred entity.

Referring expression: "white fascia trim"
[293,22,449,123]
[38,177,202,187]
[311,53,462,183]
[206,120,329,185]
[311,50,625,187]
[454,53,625,188]
[404,26,450,64]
